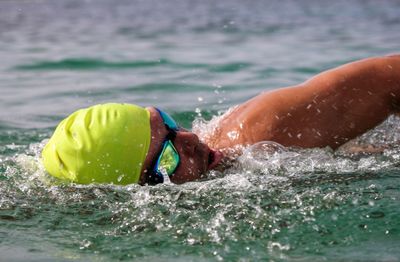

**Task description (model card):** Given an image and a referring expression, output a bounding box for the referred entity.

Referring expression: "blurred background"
[0,0,399,129]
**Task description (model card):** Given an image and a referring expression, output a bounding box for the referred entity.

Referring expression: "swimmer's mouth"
[207,149,223,170]
[208,151,214,164]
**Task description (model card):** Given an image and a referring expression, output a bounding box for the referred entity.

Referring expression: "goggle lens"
[155,140,180,176]
[146,109,181,184]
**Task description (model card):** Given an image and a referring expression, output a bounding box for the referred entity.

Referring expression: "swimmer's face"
[139,107,222,185]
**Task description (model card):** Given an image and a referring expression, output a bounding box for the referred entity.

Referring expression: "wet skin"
[205,55,400,151]
[139,107,222,185]
[139,55,400,184]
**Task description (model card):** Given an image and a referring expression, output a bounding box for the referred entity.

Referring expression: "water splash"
[1,116,400,260]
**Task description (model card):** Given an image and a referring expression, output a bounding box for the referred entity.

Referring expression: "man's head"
[42,103,222,185]
[41,103,151,184]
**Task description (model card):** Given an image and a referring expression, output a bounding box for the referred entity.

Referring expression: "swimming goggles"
[146,108,180,184]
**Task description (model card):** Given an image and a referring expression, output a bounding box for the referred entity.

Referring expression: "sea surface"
[1,0,400,261]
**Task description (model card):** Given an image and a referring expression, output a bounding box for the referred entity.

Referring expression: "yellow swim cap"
[42,103,151,185]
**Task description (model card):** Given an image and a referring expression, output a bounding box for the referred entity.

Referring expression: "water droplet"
[187,238,196,245]
[212,83,222,88]
[227,131,239,141]
[79,239,92,250]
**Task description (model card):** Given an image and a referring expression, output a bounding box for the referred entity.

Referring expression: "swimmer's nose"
[174,131,200,154]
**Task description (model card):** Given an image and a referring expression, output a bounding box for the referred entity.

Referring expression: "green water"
[2,134,400,261]
[1,0,400,261]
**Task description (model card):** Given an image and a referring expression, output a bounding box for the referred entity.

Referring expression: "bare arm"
[208,55,400,150]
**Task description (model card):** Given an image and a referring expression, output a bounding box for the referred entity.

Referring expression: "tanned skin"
[205,55,400,152]
[140,55,400,184]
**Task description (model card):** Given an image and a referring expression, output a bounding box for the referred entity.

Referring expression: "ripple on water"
[1,116,400,260]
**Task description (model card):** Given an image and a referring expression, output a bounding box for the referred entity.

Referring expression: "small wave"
[209,62,252,73]
[13,58,170,71]
[2,115,400,260]
[13,58,252,73]
[291,66,321,74]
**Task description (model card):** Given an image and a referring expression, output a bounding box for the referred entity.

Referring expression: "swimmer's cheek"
[170,167,202,184]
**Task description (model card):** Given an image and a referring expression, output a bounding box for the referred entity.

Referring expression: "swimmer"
[42,54,400,185]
